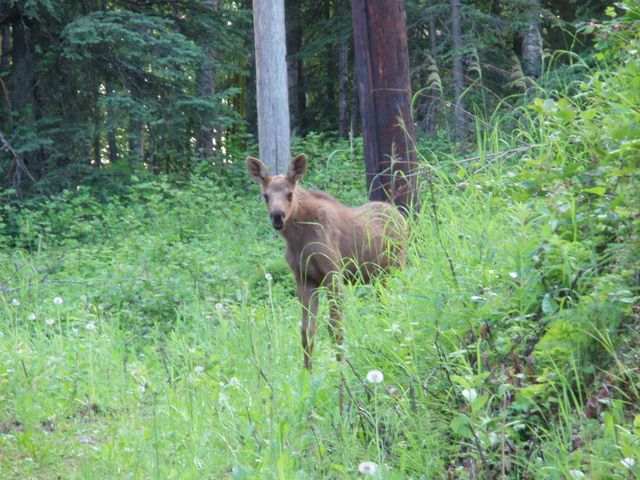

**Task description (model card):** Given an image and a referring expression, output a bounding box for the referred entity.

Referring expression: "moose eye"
[287,192,293,201]
[263,194,269,202]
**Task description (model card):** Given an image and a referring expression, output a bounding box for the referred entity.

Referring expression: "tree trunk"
[286,0,304,135]
[351,0,419,212]
[522,22,542,78]
[451,0,465,142]
[252,0,291,174]
[105,81,118,164]
[9,17,34,118]
[337,0,349,138]
[0,23,10,125]
[423,9,440,137]
[196,0,219,161]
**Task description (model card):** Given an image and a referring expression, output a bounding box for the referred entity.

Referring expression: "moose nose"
[269,210,285,230]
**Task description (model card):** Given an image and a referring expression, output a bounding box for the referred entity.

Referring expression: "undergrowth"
[1,3,639,479]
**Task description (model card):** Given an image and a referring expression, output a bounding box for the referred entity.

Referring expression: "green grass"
[1,151,637,478]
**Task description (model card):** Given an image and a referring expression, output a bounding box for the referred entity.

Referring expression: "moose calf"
[247,154,406,370]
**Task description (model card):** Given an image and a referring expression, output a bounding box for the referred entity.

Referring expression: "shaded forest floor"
[0,132,638,478]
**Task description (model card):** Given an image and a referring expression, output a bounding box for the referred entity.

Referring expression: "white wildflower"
[621,458,636,469]
[137,385,146,393]
[53,296,63,305]
[45,318,55,326]
[462,388,478,403]
[214,302,224,312]
[358,461,378,476]
[366,369,384,384]
[228,377,241,388]
[508,272,518,279]
[568,470,585,479]
[86,322,96,331]
[265,273,273,282]
[28,313,36,321]
[98,304,105,311]
[80,295,88,302]
[194,365,205,374]
[12,298,20,306]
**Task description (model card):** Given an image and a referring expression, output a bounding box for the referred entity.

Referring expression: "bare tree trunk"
[286,0,304,135]
[195,0,219,161]
[351,0,419,213]
[0,23,10,126]
[424,9,440,137]
[105,81,118,164]
[129,118,144,164]
[451,0,465,142]
[337,0,349,139]
[522,22,542,78]
[252,0,291,174]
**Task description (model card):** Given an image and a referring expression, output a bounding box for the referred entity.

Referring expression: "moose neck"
[280,187,318,240]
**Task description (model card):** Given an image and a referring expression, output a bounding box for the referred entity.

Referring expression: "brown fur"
[247,154,407,370]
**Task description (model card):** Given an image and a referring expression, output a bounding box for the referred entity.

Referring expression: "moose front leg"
[298,283,319,371]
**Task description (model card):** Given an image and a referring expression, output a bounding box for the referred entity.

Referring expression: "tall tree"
[337,0,350,139]
[450,0,465,142]
[351,0,419,212]
[522,1,543,79]
[252,0,291,174]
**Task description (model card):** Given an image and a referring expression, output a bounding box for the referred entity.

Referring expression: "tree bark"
[105,81,118,164]
[9,16,34,117]
[423,8,440,137]
[522,22,542,78]
[285,0,304,135]
[195,0,219,161]
[451,0,465,142]
[351,0,419,212]
[337,0,349,138]
[252,0,291,174]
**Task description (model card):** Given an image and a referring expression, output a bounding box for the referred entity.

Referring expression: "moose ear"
[287,154,307,183]
[246,157,270,186]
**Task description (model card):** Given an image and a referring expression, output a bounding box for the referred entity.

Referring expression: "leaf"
[583,187,606,196]
[451,414,473,439]
[542,293,556,315]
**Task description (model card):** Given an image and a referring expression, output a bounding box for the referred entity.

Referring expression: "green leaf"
[584,187,606,196]
[451,414,473,439]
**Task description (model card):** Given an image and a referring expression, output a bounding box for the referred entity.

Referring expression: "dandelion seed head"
[137,385,146,393]
[45,318,55,326]
[98,304,105,311]
[461,388,478,402]
[12,298,20,306]
[86,322,96,331]
[366,369,384,384]
[28,313,36,321]
[265,273,273,282]
[80,295,88,302]
[215,303,223,312]
[621,458,636,469]
[194,365,205,374]
[358,461,378,476]
[53,296,63,305]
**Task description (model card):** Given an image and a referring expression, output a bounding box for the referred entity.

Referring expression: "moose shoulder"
[247,154,407,370]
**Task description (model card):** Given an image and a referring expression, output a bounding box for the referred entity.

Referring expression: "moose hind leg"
[324,274,344,362]
[299,284,319,371]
